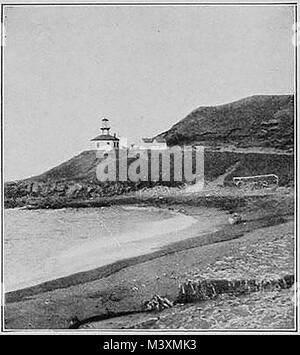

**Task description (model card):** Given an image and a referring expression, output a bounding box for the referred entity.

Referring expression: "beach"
[4,205,228,292]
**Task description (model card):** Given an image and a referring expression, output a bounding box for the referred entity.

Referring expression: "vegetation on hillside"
[156,95,294,150]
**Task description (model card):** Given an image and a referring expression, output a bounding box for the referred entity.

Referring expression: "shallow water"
[4,206,227,292]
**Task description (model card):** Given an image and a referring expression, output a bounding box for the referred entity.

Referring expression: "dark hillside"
[204,151,294,186]
[28,150,100,183]
[156,95,294,150]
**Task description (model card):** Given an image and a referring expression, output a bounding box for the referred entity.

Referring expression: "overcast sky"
[3,4,295,181]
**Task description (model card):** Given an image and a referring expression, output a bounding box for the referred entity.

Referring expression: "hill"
[156,94,294,150]
[27,150,101,183]
[25,149,294,185]
[4,94,295,208]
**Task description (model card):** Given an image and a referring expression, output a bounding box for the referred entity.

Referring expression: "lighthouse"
[100,118,110,135]
[90,118,120,150]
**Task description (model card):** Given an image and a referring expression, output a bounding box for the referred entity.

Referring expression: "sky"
[3,4,295,181]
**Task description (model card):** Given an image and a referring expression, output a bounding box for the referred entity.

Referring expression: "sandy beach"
[4,205,228,292]
[50,207,227,282]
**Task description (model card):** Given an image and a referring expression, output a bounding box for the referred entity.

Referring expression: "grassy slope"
[205,151,294,185]
[22,149,294,186]
[26,150,100,183]
[156,94,294,149]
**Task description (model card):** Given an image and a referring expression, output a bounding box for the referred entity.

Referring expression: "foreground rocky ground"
[77,219,295,330]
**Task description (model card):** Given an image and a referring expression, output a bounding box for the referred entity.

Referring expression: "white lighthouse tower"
[90,118,120,151]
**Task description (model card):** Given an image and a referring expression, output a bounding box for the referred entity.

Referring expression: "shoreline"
[5,211,288,303]
[6,206,203,292]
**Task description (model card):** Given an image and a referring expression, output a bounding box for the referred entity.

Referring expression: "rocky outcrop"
[177,274,294,303]
[4,179,182,209]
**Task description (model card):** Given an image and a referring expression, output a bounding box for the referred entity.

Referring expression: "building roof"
[91,134,119,141]
[142,137,166,143]
[155,136,167,143]
[142,137,154,143]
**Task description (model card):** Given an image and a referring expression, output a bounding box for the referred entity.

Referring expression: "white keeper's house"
[90,118,120,150]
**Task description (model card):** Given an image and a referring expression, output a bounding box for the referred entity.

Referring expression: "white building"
[119,136,128,149]
[140,137,167,150]
[90,118,120,151]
